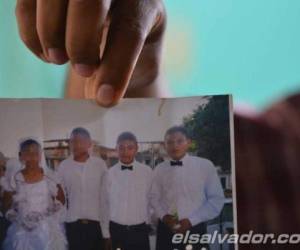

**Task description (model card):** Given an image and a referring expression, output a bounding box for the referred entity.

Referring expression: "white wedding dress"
[2,171,67,250]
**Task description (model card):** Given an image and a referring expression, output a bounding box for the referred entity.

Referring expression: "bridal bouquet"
[21,211,44,231]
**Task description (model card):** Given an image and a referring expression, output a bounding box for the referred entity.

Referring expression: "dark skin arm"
[2,191,14,214]
[55,184,65,205]
[103,238,112,250]
[174,218,192,234]
[162,214,178,231]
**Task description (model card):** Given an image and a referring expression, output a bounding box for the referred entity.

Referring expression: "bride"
[2,138,67,250]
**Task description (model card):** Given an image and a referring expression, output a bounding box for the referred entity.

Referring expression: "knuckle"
[112,1,151,40]
[115,0,164,41]
[15,0,34,18]
[125,21,146,41]
[114,16,147,42]
[67,49,87,63]
[70,0,109,11]
[37,26,65,49]
[67,43,99,63]
[156,1,167,26]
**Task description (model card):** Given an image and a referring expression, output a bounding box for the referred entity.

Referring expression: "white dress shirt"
[101,160,153,238]
[151,154,225,226]
[2,158,22,192]
[56,156,107,225]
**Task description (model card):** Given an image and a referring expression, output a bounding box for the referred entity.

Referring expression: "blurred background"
[1,0,300,109]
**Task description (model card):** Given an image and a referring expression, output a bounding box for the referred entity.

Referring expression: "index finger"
[66,0,111,77]
[85,0,160,106]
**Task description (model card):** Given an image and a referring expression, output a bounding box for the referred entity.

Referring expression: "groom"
[151,126,225,250]
[57,127,108,250]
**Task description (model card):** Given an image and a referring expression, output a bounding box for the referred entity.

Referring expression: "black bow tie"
[121,165,133,171]
[170,160,183,166]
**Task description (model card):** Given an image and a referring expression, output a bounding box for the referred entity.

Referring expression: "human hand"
[16,0,166,106]
[174,218,192,234]
[235,94,300,249]
[162,214,178,231]
[103,238,112,250]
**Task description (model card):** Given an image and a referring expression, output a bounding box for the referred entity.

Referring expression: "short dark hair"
[117,132,138,144]
[70,127,91,140]
[164,126,190,139]
[19,139,41,152]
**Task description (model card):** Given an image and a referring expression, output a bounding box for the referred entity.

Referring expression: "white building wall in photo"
[0,99,44,158]
[0,97,208,156]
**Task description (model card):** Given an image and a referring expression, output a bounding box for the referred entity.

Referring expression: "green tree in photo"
[183,96,231,171]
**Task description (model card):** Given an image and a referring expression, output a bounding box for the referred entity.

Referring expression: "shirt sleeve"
[7,171,20,192]
[3,169,20,192]
[188,163,225,226]
[55,162,65,191]
[99,168,111,238]
[149,166,167,220]
[0,176,11,192]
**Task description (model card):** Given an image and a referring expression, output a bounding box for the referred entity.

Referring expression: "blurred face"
[164,132,191,160]
[20,144,41,167]
[117,140,138,164]
[70,134,92,157]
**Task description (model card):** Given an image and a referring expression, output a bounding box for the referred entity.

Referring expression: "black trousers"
[156,220,209,250]
[110,221,150,250]
[66,220,104,250]
[0,217,10,250]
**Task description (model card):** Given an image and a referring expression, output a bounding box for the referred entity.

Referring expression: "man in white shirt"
[57,127,108,250]
[102,132,153,250]
[151,126,225,250]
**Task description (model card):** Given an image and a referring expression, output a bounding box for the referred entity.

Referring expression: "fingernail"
[74,64,95,77]
[48,48,68,65]
[97,84,115,106]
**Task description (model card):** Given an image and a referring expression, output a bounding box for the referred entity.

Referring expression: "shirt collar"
[70,154,91,164]
[118,159,136,170]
